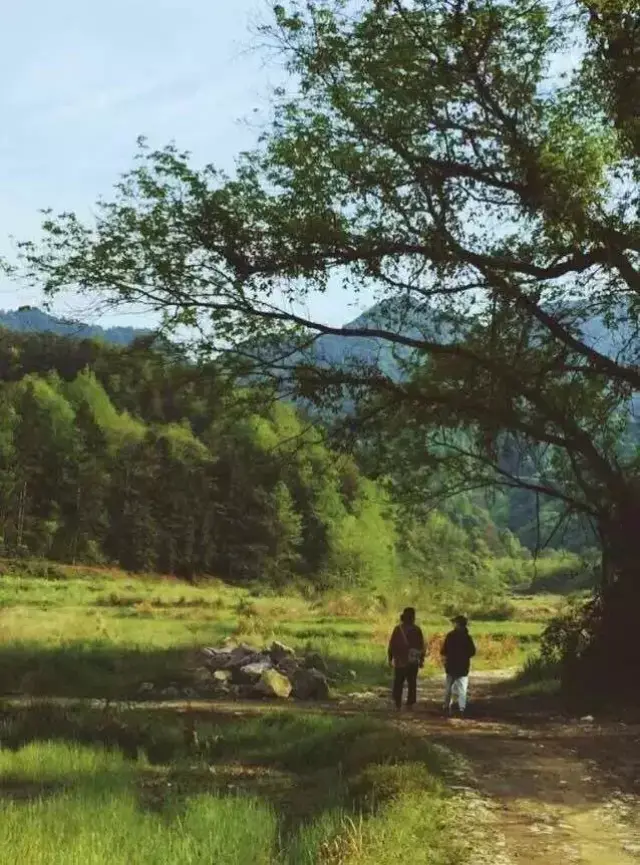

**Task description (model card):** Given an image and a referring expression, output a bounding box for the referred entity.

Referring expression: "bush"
[538,597,591,669]
[524,551,596,594]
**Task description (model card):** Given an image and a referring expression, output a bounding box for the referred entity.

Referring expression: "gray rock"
[253,668,292,699]
[194,665,214,681]
[276,656,300,678]
[162,686,180,699]
[225,645,261,670]
[138,681,155,694]
[232,660,273,685]
[213,669,232,683]
[269,640,295,664]
[201,648,232,670]
[234,684,257,700]
[304,652,328,673]
[292,668,330,701]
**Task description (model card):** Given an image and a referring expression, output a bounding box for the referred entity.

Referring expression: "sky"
[0,0,367,329]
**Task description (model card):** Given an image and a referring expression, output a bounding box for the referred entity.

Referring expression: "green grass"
[0,563,558,700]
[0,707,468,864]
[506,654,562,699]
[0,561,563,862]
[0,741,277,865]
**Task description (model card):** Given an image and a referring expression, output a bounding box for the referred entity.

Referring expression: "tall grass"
[0,715,467,864]
[0,742,277,865]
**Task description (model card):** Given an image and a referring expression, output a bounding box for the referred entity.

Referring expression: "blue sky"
[0,0,366,328]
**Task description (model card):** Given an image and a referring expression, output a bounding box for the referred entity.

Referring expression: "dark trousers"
[392,664,419,708]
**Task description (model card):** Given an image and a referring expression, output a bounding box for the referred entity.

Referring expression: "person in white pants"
[441,615,476,716]
[444,673,469,713]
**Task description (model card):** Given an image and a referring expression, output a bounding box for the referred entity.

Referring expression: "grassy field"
[0,560,561,700]
[0,560,563,863]
[0,706,478,864]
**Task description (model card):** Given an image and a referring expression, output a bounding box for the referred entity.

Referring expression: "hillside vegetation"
[0,329,587,604]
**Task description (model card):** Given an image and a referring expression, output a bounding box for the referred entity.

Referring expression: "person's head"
[452,614,468,630]
[400,607,416,626]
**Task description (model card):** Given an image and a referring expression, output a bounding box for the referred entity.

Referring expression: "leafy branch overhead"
[16,2,640,545]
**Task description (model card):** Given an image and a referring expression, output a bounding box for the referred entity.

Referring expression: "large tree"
[17,0,640,694]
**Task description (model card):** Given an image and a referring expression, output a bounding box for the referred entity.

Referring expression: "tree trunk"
[16,481,27,550]
[573,497,640,702]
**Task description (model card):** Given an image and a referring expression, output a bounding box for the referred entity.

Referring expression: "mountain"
[0,307,148,346]
[291,298,640,421]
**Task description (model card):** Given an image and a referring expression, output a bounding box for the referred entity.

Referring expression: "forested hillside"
[0,308,611,557]
[0,327,582,597]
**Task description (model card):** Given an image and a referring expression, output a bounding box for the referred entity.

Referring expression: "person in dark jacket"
[387,607,426,710]
[441,615,476,716]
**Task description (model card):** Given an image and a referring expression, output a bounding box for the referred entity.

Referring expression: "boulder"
[213,669,232,684]
[225,645,261,670]
[276,656,300,678]
[304,652,328,674]
[201,648,233,670]
[162,686,180,699]
[253,668,292,699]
[232,660,273,685]
[234,684,257,700]
[269,640,295,664]
[292,668,330,701]
[194,665,214,681]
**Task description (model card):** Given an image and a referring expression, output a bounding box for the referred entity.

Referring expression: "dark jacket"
[388,623,426,668]
[441,627,476,677]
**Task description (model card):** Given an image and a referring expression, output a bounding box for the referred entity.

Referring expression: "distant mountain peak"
[0,307,148,346]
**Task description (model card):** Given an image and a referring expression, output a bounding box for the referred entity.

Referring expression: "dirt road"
[396,672,640,865]
[179,670,640,863]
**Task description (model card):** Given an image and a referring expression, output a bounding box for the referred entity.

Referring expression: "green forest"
[0,328,584,602]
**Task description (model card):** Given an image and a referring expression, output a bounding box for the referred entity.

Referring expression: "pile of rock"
[197,640,330,701]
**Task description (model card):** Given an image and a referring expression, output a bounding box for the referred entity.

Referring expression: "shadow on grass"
[0,643,199,700]
[0,642,394,700]
[0,778,65,803]
[0,699,456,847]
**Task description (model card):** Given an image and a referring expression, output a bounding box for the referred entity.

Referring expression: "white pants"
[444,675,469,711]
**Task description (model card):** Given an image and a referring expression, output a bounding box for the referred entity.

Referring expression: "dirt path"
[399,673,640,865]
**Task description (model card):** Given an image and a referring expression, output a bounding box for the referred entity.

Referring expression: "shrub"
[538,597,591,669]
